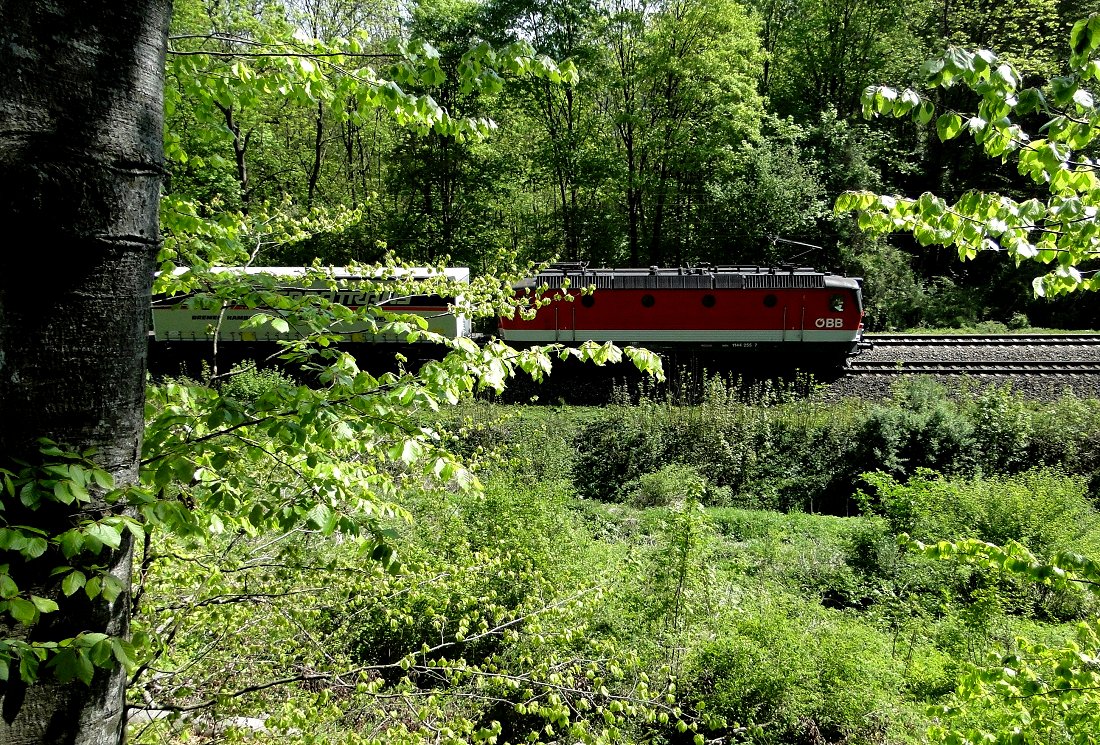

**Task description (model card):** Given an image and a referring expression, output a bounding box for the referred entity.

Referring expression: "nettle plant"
[836,14,1100,298]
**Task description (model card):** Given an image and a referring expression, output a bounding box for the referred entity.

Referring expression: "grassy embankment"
[130,372,1100,744]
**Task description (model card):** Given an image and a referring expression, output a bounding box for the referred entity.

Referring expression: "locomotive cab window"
[763,294,778,308]
[830,294,845,312]
[581,295,595,308]
[702,294,716,308]
[641,294,656,307]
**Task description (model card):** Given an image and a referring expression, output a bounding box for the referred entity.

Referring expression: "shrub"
[960,384,1033,474]
[441,402,584,480]
[331,477,607,677]
[572,407,665,501]
[1026,392,1100,487]
[681,593,911,745]
[218,362,297,402]
[860,468,1100,558]
[622,463,707,508]
[855,378,974,478]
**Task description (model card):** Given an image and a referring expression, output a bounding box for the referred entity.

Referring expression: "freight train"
[148,263,868,380]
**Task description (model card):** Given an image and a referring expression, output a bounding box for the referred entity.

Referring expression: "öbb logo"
[815,317,844,328]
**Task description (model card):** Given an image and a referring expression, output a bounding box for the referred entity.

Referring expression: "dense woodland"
[165,0,1100,330]
[5,2,1100,745]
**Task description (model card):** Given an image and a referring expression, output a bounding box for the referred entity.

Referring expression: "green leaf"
[89,638,113,668]
[917,100,935,124]
[91,469,114,490]
[49,648,95,685]
[937,113,964,141]
[19,650,39,684]
[85,523,122,550]
[306,503,337,533]
[30,595,58,614]
[62,571,86,597]
[58,530,84,559]
[0,528,28,552]
[111,637,137,670]
[100,575,124,602]
[52,481,75,505]
[9,598,37,625]
[23,536,48,559]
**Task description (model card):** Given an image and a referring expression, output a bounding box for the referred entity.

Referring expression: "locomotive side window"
[830,294,845,312]
[702,294,716,308]
[763,294,778,308]
[641,294,656,307]
[581,295,595,308]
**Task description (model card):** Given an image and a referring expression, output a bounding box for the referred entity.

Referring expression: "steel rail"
[846,360,1100,375]
[863,333,1100,346]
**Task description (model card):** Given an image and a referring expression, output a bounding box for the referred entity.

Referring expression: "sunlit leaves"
[0,438,155,684]
[937,112,964,141]
[902,535,1100,745]
[842,16,1100,297]
[1071,15,1100,70]
[44,633,138,685]
[140,261,662,583]
[166,23,578,159]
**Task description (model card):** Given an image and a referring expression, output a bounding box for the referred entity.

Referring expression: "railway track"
[838,333,1100,389]
[864,333,1100,346]
[847,360,1100,375]
[825,333,1100,400]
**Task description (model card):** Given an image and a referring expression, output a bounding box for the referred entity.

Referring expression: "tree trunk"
[0,1,168,743]
[307,100,325,209]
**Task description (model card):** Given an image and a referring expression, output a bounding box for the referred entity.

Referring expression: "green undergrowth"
[128,368,1100,744]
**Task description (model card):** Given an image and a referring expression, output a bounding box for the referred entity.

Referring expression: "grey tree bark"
[0,1,169,743]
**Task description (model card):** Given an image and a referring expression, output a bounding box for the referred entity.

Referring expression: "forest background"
[169,0,1098,332]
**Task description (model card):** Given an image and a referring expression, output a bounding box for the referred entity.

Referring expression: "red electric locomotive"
[498,264,868,370]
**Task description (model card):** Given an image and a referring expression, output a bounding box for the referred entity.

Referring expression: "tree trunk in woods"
[0,1,169,743]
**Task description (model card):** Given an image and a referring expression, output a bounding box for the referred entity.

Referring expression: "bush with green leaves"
[571,381,869,511]
[1025,392,1100,486]
[860,468,1100,559]
[131,468,698,744]
[570,377,1100,515]
[439,401,587,481]
[959,383,1033,475]
[571,407,666,501]
[680,591,914,745]
[737,403,867,513]
[860,468,1100,623]
[855,377,975,479]
[621,464,708,508]
[217,362,299,402]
